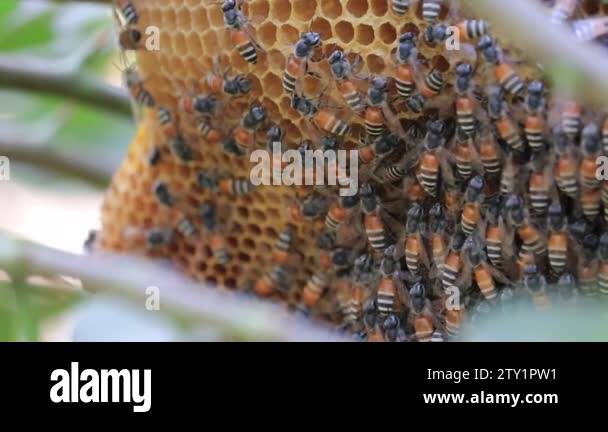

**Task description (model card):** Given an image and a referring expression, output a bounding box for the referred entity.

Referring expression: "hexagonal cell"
[161,8,177,30]
[191,7,210,32]
[356,24,375,45]
[370,0,389,16]
[248,0,270,20]
[431,54,450,72]
[267,49,286,71]
[347,0,369,17]
[185,33,203,58]
[207,5,225,27]
[293,0,317,21]
[379,22,397,44]
[262,72,283,98]
[321,0,343,18]
[201,30,219,56]
[257,21,277,48]
[311,17,333,41]
[176,7,193,31]
[335,21,355,43]
[271,0,292,22]
[173,32,188,57]
[279,24,299,47]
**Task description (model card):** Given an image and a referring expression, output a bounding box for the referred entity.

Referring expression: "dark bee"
[283,32,321,94]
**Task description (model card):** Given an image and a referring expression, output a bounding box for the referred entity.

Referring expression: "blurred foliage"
[0,280,80,341]
[0,0,134,180]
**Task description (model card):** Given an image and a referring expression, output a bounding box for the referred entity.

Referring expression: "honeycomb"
[98,0,608,340]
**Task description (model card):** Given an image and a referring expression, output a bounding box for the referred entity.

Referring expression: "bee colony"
[98,0,608,341]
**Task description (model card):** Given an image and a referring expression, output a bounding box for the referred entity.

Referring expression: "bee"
[208,72,252,97]
[394,32,417,100]
[441,231,466,293]
[148,147,162,166]
[232,104,267,153]
[524,81,546,153]
[153,181,174,207]
[487,86,525,153]
[325,194,360,231]
[145,228,174,248]
[445,307,464,339]
[116,0,138,25]
[358,132,399,167]
[453,128,477,181]
[376,246,400,317]
[201,202,230,265]
[598,233,608,295]
[429,203,448,275]
[283,32,321,94]
[197,120,223,144]
[169,135,194,162]
[409,281,434,342]
[364,77,389,139]
[221,0,263,64]
[218,176,255,196]
[302,234,334,308]
[573,17,608,42]
[361,183,392,253]
[255,265,289,297]
[421,0,443,24]
[454,20,489,42]
[178,93,218,116]
[479,134,502,177]
[547,201,568,277]
[407,68,444,113]
[580,123,601,190]
[561,100,582,139]
[118,27,143,51]
[292,93,351,137]
[578,234,598,297]
[157,107,176,139]
[465,234,508,301]
[485,197,505,270]
[528,166,550,218]
[460,176,485,235]
[454,63,476,137]
[554,127,579,199]
[550,0,578,24]
[416,120,446,197]
[176,216,198,238]
[479,36,525,98]
[329,50,365,114]
[523,265,550,310]
[272,227,294,265]
[391,0,411,15]
[123,67,155,107]
[404,204,429,275]
[505,195,547,272]
[338,281,364,332]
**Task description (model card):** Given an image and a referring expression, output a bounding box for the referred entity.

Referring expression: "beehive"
[99,0,608,337]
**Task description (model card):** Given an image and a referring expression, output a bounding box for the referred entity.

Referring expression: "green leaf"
[0,0,18,24]
[0,11,56,52]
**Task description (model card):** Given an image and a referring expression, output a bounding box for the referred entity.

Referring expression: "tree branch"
[0,57,133,117]
[462,0,608,107]
[0,137,113,187]
[0,233,348,342]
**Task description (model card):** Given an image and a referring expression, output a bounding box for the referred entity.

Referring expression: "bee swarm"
[99,0,608,341]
